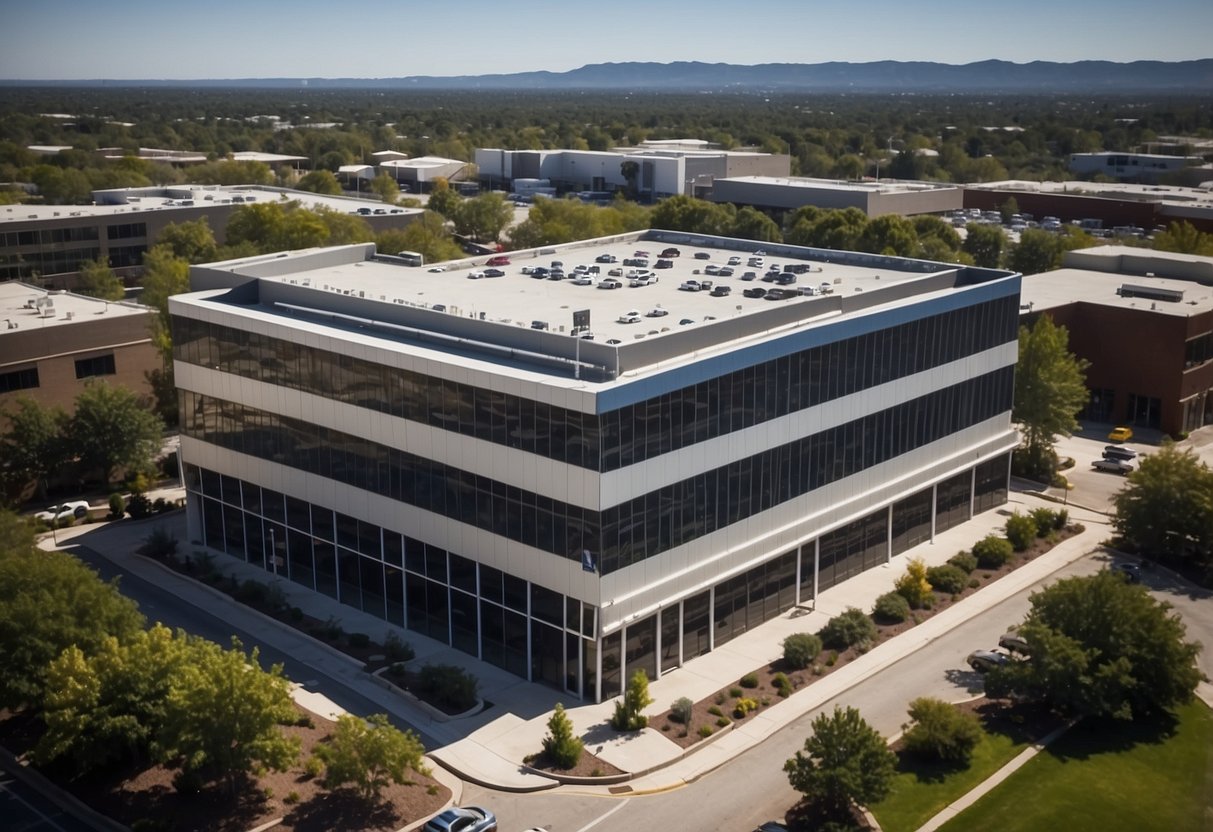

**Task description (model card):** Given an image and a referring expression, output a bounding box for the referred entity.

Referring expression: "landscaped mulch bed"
[648,524,1082,750]
[524,749,626,778]
[0,703,451,832]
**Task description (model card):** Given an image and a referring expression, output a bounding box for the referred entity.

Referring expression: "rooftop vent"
[1117,283,1184,304]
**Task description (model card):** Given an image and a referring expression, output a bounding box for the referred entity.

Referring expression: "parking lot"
[1051,425,1169,510]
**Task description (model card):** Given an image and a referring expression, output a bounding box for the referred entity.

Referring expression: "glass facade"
[189,450,1009,701]
[180,366,1011,573]
[171,294,1016,472]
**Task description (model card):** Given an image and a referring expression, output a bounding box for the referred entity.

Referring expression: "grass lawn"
[937,700,1213,832]
[871,725,1031,832]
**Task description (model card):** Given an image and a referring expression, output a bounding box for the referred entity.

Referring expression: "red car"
[486,255,511,266]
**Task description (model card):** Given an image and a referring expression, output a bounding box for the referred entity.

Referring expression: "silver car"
[423,807,497,832]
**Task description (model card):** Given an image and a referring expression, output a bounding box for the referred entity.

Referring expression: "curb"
[0,744,131,832]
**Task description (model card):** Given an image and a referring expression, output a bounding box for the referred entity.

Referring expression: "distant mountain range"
[6,60,1213,93]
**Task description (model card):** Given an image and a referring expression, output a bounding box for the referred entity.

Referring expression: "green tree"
[962,224,1006,268]
[69,380,164,485]
[541,702,584,769]
[36,624,195,773]
[731,206,781,242]
[835,154,865,180]
[153,217,218,264]
[1152,220,1213,256]
[296,169,343,195]
[858,214,918,257]
[0,396,69,499]
[0,544,144,709]
[649,195,736,237]
[1113,442,1213,569]
[426,178,462,219]
[901,697,983,764]
[784,705,896,821]
[316,713,428,802]
[1013,315,1090,480]
[1007,228,1062,275]
[140,245,191,426]
[76,259,125,301]
[452,192,513,242]
[369,173,401,204]
[985,572,1202,719]
[620,160,640,196]
[190,160,273,186]
[377,212,464,264]
[155,638,300,794]
[611,670,654,732]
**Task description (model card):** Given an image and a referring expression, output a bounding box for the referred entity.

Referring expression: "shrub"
[235,579,270,608]
[284,790,300,805]
[968,578,980,589]
[542,703,584,769]
[947,551,978,574]
[152,497,169,513]
[140,525,178,559]
[1005,512,1038,552]
[611,670,653,732]
[819,607,878,651]
[708,705,724,717]
[126,493,152,520]
[415,664,479,713]
[733,697,759,719]
[671,697,694,725]
[1030,507,1057,537]
[323,616,344,640]
[926,564,969,595]
[772,672,793,698]
[289,606,304,622]
[783,632,823,669]
[715,717,730,728]
[825,650,838,667]
[729,686,744,699]
[1054,508,1069,530]
[347,632,371,649]
[385,631,415,662]
[901,696,984,764]
[972,534,1014,569]
[699,725,714,738]
[714,692,726,706]
[895,557,934,609]
[304,755,325,778]
[108,492,126,519]
[739,671,759,689]
[872,591,911,624]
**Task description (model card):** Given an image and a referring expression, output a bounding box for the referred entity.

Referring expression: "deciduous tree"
[76,259,125,301]
[1113,442,1213,569]
[452,192,513,242]
[0,544,144,709]
[69,380,164,484]
[155,638,300,794]
[1012,314,1089,480]
[985,571,1202,719]
[316,713,428,802]
[296,169,342,195]
[0,396,69,499]
[962,223,1006,268]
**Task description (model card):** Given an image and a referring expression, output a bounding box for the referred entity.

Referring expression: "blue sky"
[2,0,1211,80]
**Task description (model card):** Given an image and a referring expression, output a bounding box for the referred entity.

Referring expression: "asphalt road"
[62,541,445,750]
[462,547,1213,832]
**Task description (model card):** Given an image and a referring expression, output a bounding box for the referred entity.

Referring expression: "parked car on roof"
[596,253,618,263]
[693,252,711,260]
[485,255,510,266]
[482,268,505,278]
[597,278,622,290]
[660,247,681,257]
[646,306,668,317]
[743,287,767,298]
[680,280,704,292]
[617,310,642,324]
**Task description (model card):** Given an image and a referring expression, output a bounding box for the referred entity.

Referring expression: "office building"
[173,233,1019,701]
[711,176,963,218]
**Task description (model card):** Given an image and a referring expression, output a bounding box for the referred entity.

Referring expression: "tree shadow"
[894,750,970,784]
[1045,710,1180,764]
[943,667,987,695]
[285,786,400,832]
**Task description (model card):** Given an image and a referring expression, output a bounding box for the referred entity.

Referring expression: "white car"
[571,275,594,285]
[727,256,742,265]
[467,270,486,279]
[680,280,703,292]
[597,278,622,290]
[617,310,642,324]
[646,306,668,317]
[629,274,658,287]
[427,265,448,273]
[34,500,90,523]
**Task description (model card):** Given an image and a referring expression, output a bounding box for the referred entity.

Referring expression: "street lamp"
[49,504,60,546]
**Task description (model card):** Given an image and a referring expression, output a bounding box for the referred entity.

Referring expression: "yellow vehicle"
[1108,426,1134,442]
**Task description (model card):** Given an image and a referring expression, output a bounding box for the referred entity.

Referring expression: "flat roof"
[719,175,960,194]
[0,185,422,225]
[182,232,1011,385]
[231,151,309,163]
[0,281,152,337]
[1021,246,1213,318]
[968,179,1213,208]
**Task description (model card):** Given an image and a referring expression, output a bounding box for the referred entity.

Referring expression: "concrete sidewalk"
[41,489,1111,795]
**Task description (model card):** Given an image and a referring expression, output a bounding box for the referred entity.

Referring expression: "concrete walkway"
[913,721,1074,832]
[40,487,1112,795]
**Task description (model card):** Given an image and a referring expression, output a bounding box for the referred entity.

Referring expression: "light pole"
[49,504,60,546]
[269,527,278,578]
